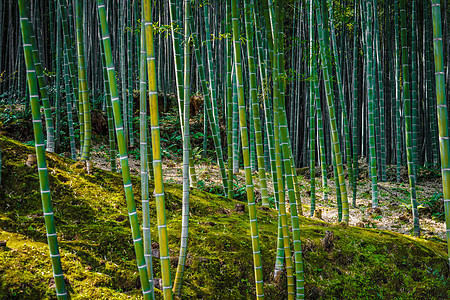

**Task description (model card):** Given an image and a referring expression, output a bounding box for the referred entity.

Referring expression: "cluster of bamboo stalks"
[11,0,450,299]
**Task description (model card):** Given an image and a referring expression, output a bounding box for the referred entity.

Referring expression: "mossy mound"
[0,135,448,299]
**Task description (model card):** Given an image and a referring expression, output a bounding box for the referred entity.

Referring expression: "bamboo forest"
[0,0,449,299]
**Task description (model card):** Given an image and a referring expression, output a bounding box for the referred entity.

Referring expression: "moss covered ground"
[0,135,448,299]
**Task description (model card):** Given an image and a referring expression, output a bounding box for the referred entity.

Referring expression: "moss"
[0,135,449,299]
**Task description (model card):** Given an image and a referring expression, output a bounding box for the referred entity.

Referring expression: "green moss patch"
[0,135,448,299]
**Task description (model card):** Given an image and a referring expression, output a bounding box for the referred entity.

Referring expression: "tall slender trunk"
[19,0,67,298]
[400,0,420,236]
[231,0,264,297]
[315,0,349,223]
[97,1,154,298]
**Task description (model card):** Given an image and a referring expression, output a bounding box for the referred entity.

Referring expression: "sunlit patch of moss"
[0,135,449,299]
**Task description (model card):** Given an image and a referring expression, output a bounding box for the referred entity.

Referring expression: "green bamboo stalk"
[168,0,197,188]
[231,0,264,297]
[373,0,386,182]
[268,1,295,298]
[365,0,379,207]
[315,0,349,223]
[261,2,281,207]
[309,0,317,216]
[173,0,191,295]
[254,8,279,208]
[76,0,91,161]
[232,74,240,173]
[127,1,134,148]
[168,0,184,123]
[49,0,54,91]
[203,108,208,159]
[202,3,228,194]
[225,0,234,199]
[244,0,269,207]
[277,46,303,216]
[139,11,155,298]
[332,146,343,221]
[425,2,439,166]
[143,0,173,297]
[430,0,450,264]
[327,0,354,196]
[370,11,382,182]
[57,0,81,135]
[28,20,55,153]
[61,4,75,61]
[289,134,303,213]
[394,0,402,182]
[272,53,295,300]
[249,100,257,173]
[279,78,306,294]
[98,25,117,172]
[134,0,140,92]
[276,40,305,300]
[119,0,128,147]
[189,5,228,195]
[54,17,61,153]
[18,0,67,298]
[63,49,76,160]
[400,0,420,236]
[260,0,284,279]
[352,0,359,206]
[97,1,153,298]
[411,0,418,178]
[315,63,328,203]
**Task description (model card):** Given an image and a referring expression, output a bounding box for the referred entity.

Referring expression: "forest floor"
[1,135,449,299]
[89,143,447,241]
[0,102,445,240]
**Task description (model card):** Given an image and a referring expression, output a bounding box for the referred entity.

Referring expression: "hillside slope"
[0,136,448,299]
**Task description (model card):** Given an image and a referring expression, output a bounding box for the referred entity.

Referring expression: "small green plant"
[233,177,247,201]
[316,185,330,196]
[268,196,276,209]
[417,165,441,179]
[24,140,35,147]
[92,145,106,153]
[398,196,412,210]
[421,191,444,220]
[193,146,203,160]
[129,149,140,160]
[160,130,183,159]
[192,132,204,139]
[366,221,377,229]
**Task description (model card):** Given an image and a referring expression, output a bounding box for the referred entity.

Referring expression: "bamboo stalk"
[231,0,264,297]
[97,1,153,298]
[18,0,67,298]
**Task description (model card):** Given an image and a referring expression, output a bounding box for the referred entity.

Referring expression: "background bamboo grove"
[7,0,450,298]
